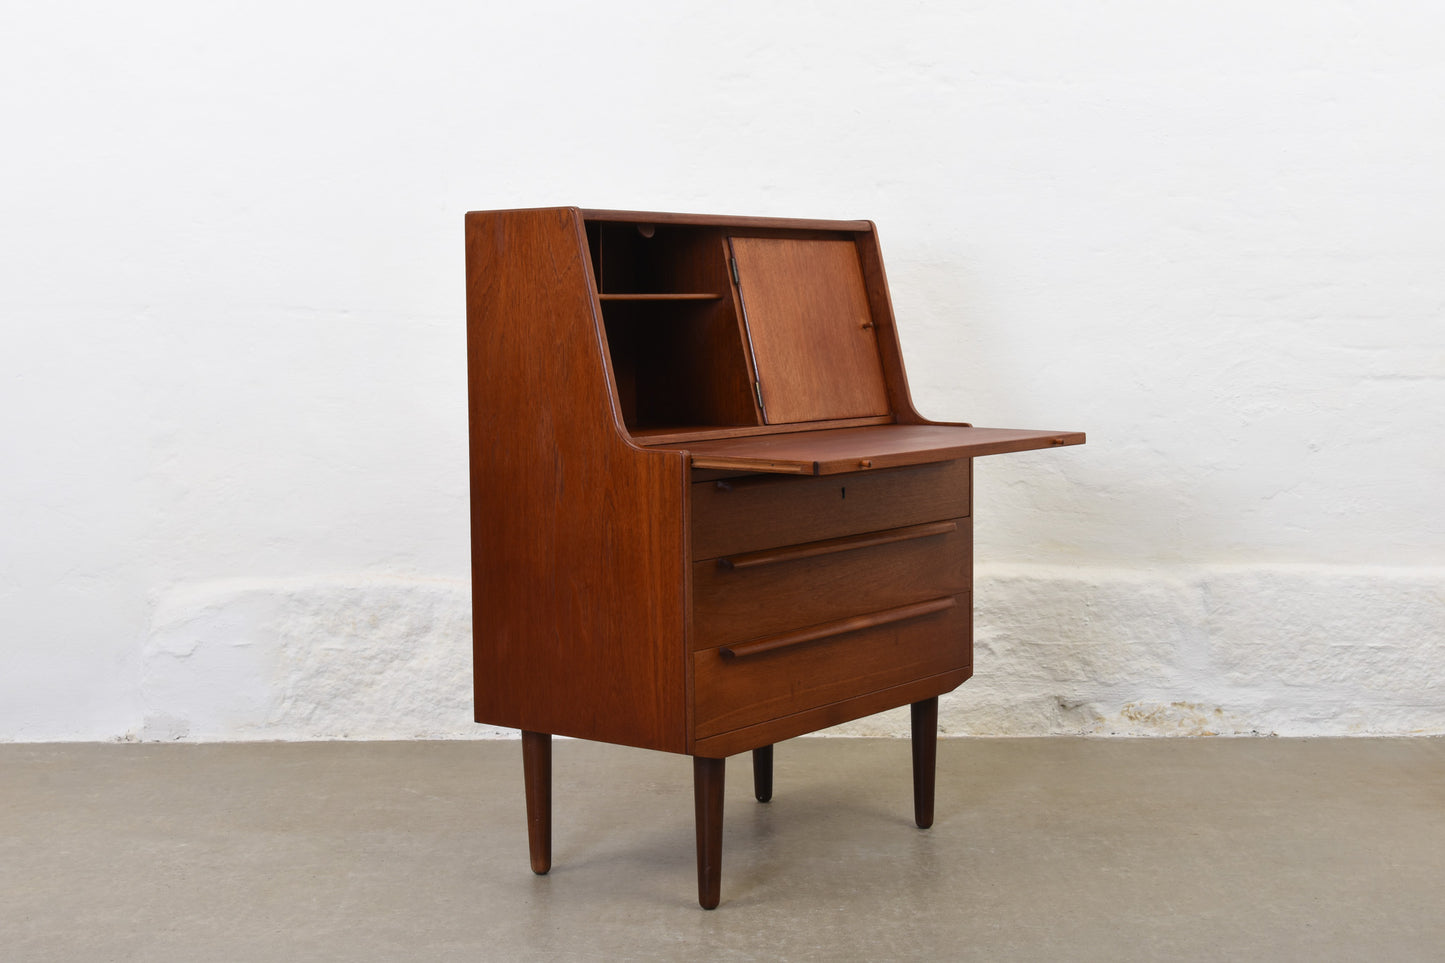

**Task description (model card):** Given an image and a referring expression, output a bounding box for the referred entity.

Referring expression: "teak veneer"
[465,206,1084,908]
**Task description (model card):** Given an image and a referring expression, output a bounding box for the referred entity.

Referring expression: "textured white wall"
[2,2,1441,740]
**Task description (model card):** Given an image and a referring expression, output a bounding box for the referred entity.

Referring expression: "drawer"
[693,595,970,739]
[691,517,970,649]
[689,459,970,560]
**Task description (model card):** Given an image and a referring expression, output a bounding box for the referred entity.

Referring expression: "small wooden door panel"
[729,237,891,424]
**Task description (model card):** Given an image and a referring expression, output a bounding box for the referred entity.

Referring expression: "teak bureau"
[465,207,1084,908]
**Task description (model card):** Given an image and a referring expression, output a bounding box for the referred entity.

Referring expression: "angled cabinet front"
[687,459,974,756]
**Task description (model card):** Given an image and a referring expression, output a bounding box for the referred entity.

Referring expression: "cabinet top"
[465,206,875,233]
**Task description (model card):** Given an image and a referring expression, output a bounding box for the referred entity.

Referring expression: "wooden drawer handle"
[718,520,957,571]
[719,596,957,660]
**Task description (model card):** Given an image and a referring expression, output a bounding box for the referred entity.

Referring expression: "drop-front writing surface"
[464,206,1084,907]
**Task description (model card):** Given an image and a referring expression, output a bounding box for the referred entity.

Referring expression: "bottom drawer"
[692,596,970,740]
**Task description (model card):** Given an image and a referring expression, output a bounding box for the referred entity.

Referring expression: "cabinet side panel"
[854,226,927,424]
[466,208,686,753]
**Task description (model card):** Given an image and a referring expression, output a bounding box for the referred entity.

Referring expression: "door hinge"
[729,257,740,285]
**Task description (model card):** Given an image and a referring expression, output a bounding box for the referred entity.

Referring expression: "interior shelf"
[598,293,722,302]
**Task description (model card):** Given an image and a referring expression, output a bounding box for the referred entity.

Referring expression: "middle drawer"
[691,517,971,650]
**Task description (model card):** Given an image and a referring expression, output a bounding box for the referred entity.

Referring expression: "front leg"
[910,697,938,829]
[521,730,552,874]
[693,755,726,909]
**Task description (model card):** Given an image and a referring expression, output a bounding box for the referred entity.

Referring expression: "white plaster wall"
[2,2,1441,740]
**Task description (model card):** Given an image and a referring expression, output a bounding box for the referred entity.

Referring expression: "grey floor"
[2,738,1443,962]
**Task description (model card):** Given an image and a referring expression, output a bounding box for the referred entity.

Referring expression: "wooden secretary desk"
[465,207,1083,908]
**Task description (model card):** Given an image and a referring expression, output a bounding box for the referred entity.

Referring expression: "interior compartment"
[589,219,759,432]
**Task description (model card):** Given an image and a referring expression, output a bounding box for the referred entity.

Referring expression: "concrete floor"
[2,738,1443,962]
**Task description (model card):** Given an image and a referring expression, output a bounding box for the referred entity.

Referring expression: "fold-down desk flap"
[664,424,1085,475]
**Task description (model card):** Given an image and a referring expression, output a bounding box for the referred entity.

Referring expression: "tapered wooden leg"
[751,745,774,803]
[693,755,725,909]
[521,730,551,874]
[910,697,938,829]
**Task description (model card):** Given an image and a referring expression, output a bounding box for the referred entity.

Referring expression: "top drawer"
[690,459,969,560]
